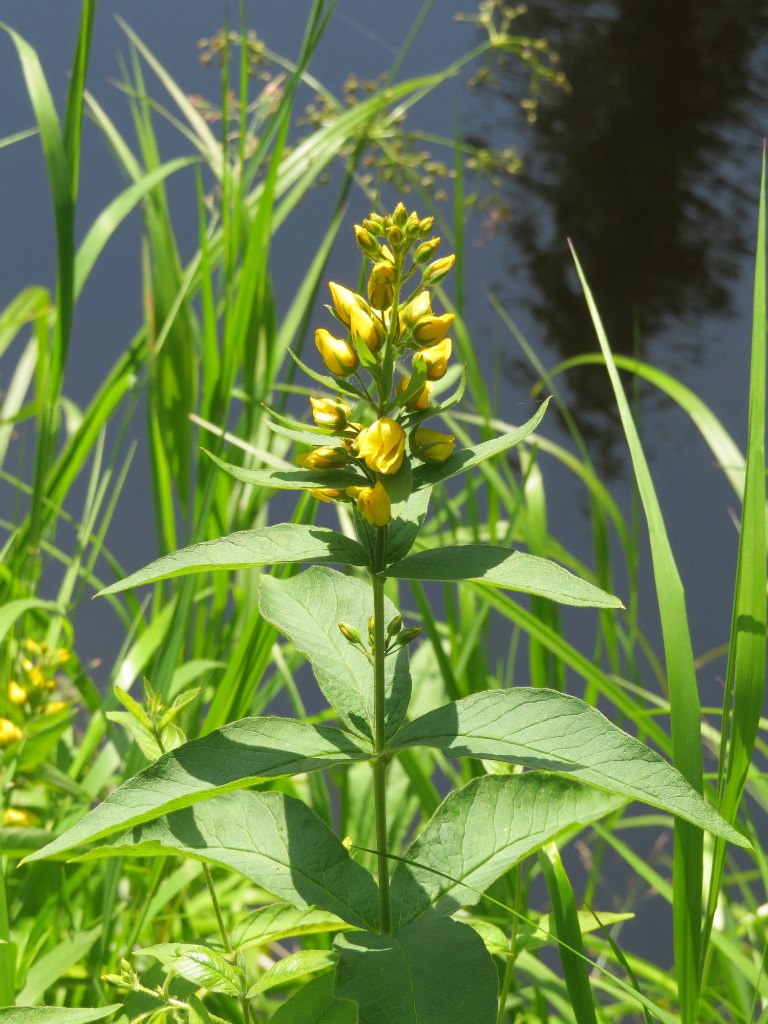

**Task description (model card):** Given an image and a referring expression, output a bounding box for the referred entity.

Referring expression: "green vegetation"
[0,3,765,1023]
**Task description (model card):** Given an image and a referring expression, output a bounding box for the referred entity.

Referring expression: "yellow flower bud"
[392,202,408,227]
[0,718,23,747]
[315,328,358,377]
[346,482,391,526]
[414,237,440,264]
[310,396,351,430]
[7,681,28,706]
[413,313,454,345]
[397,377,432,410]
[402,290,432,327]
[418,337,452,380]
[422,253,455,285]
[354,224,378,258]
[328,282,359,326]
[297,446,349,470]
[3,807,38,828]
[367,260,396,310]
[311,488,343,503]
[350,304,381,353]
[412,428,456,462]
[418,215,435,236]
[356,418,406,475]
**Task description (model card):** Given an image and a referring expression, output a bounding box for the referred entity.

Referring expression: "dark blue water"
[1,0,765,978]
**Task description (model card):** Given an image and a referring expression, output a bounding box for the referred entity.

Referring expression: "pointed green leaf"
[391,774,624,927]
[385,546,623,608]
[268,973,356,1024]
[0,1010,120,1024]
[380,457,412,505]
[392,690,748,847]
[0,599,63,646]
[233,904,346,953]
[259,568,411,740]
[80,790,380,930]
[247,949,335,997]
[205,450,364,491]
[334,914,498,1024]
[24,717,369,863]
[412,399,549,489]
[139,945,241,996]
[97,524,369,595]
[386,487,431,564]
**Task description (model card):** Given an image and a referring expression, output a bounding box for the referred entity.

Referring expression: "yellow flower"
[328,282,360,327]
[350,305,381,353]
[3,808,38,828]
[44,701,68,715]
[7,681,28,706]
[0,718,23,747]
[412,428,456,462]
[52,648,70,666]
[311,488,343,503]
[310,397,351,429]
[315,328,358,377]
[423,253,456,285]
[418,337,452,380]
[413,313,454,345]
[368,260,396,310]
[397,377,432,410]
[354,225,378,258]
[356,418,406,475]
[346,482,391,526]
[402,290,432,327]
[297,447,349,470]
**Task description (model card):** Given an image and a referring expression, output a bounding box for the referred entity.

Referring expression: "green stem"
[372,525,392,934]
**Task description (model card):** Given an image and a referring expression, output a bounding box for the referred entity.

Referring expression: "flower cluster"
[1,640,71,753]
[296,203,458,526]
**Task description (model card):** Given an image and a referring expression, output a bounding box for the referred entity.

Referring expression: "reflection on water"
[473,0,768,460]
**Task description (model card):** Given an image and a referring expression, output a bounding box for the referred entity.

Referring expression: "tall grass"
[0,4,766,1022]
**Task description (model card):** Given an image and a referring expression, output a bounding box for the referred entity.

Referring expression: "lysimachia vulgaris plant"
[25,205,749,1023]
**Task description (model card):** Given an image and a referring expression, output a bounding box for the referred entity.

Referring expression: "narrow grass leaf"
[571,243,705,1020]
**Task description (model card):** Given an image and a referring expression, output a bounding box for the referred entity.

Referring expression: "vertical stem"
[372,525,392,934]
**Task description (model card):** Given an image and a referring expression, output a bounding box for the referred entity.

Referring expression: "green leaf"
[268,973,356,1024]
[259,568,411,740]
[205,450,364,491]
[232,904,347,952]
[105,711,184,761]
[17,926,101,1004]
[392,689,749,847]
[141,944,242,996]
[385,546,623,608]
[334,913,498,1024]
[24,717,369,863]
[97,524,370,595]
[380,457,412,505]
[390,773,624,927]
[246,949,335,996]
[412,399,549,489]
[0,1010,120,1024]
[80,790,380,930]
[0,828,65,859]
[386,487,431,564]
[0,599,63,646]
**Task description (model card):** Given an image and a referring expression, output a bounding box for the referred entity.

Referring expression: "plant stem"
[372,524,392,934]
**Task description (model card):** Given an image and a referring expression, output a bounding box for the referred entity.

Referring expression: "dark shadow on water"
[471,0,768,468]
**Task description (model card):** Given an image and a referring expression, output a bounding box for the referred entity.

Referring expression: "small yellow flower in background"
[7,681,28,706]
[297,447,349,470]
[0,718,23,747]
[311,487,343,503]
[51,648,70,667]
[397,377,432,410]
[44,701,69,715]
[368,260,396,310]
[315,328,358,377]
[310,397,351,430]
[23,639,42,656]
[346,482,391,526]
[418,337,452,380]
[356,419,406,475]
[350,305,381,353]
[412,428,456,462]
[328,282,358,326]
[3,807,38,828]
[413,312,454,345]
